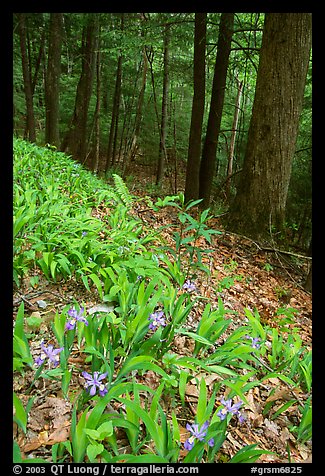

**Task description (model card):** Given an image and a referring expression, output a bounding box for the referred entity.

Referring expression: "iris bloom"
[66,307,88,330]
[35,342,64,367]
[184,421,214,451]
[245,335,261,349]
[148,311,166,331]
[182,280,196,293]
[82,371,108,397]
[217,397,245,423]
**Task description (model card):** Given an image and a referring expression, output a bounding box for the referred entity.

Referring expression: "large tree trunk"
[45,13,63,147]
[227,14,312,240]
[156,23,171,186]
[184,13,207,203]
[199,13,234,209]
[18,13,36,142]
[61,15,97,161]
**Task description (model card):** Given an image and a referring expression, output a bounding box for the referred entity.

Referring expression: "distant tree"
[17,13,36,142]
[156,22,171,186]
[184,13,207,203]
[92,23,101,173]
[45,13,63,147]
[61,14,97,162]
[227,13,312,240]
[199,13,234,209]
[106,13,124,170]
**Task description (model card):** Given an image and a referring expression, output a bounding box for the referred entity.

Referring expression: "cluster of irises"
[34,279,254,452]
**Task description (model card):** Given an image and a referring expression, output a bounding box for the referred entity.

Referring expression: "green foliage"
[13,302,34,372]
[13,139,311,463]
[154,193,222,281]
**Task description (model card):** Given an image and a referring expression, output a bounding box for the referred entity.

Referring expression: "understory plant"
[13,139,312,463]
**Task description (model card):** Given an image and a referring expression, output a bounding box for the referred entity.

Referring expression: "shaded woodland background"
[13,12,312,252]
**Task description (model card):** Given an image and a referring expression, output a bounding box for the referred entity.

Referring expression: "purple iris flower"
[35,342,64,367]
[184,421,214,451]
[245,335,261,349]
[66,307,88,330]
[217,397,245,423]
[182,280,196,293]
[82,371,108,397]
[148,311,166,331]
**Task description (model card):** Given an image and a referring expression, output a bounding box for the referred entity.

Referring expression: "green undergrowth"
[13,139,312,463]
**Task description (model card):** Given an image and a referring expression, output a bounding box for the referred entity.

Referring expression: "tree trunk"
[92,27,101,173]
[106,13,124,170]
[304,238,312,292]
[199,13,234,209]
[225,78,243,202]
[156,24,171,186]
[18,13,36,142]
[45,13,63,147]
[227,13,312,240]
[126,47,148,167]
[61,15,97,161]
[184,13,207,203]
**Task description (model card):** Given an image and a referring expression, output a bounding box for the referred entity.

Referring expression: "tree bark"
[61,15,97,161]
[92,27,101,173]
[199,13,234,209]
[18,13,36,142]
[156,24,171,186]
[106,13,124,170]
[227,13,312,240]
[45,13,63,147]
[184,13,207,203]
[225,78,243,202]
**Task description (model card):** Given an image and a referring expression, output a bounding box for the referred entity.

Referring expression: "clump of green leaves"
[13,139,311,464]
[154,193,221,283]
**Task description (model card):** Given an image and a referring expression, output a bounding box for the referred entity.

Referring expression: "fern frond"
[112,174,133,207]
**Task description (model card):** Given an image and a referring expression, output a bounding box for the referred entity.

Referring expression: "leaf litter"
[13,193,312,463]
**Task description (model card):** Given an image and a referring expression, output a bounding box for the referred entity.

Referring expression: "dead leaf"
[185,384,199,398]
[265,388,292,403]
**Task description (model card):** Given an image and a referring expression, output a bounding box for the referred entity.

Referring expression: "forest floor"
[13,161,312,463]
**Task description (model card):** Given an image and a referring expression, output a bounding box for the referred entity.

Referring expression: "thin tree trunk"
[92,29,101,173]
[31,24,46,96]
[156,24,171,186]
[106,13,124,170]
[61,15,97,161]
[225,78,243,201]
[106,54,123,169]
[45,13,63,147]
[126,48,148,167]
[184,12,207,203]
[18,13,36,142]
[199,13,234,209]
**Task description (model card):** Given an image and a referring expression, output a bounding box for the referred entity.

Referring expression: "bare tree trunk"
[225,78,243,201]
[199,13,234,209]
[18,13,36,142]
[92,28,101,173]
[45,13,63,147]
[61,15,97,161]
[184,13,207,203]
[106,13,124,170]
[156,24,171,186]
[124,47,148,172]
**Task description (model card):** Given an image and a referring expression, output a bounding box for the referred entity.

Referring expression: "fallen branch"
[259,247,312,261]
